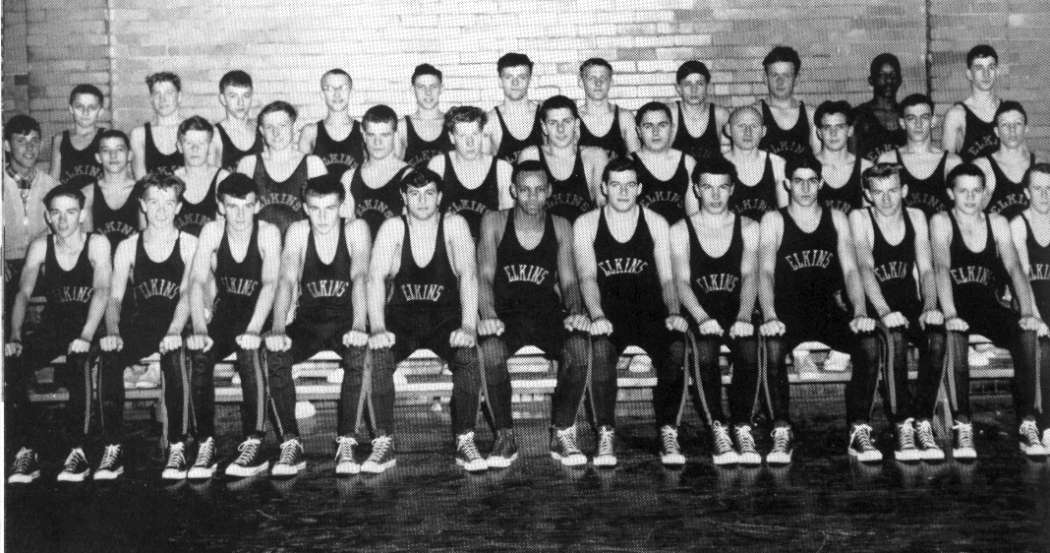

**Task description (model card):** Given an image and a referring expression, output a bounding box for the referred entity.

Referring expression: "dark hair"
[579,57,612,75]
[302,173,345,201]
[69,84,104,106]
[995,100,1027,125]
[512,159,547,186]
[146,72,181,93]
[539,95,578,121]
[762,45,801,73]
[785,155,822,179]
[97,129,130,149]
[137,172,185,203]
[412,63,443,84]
[676,60,711,84]
[861,163,903,189]
[257,101,297,129]
[966,44,998,67]
[219,70,253,92]
[947,162,985,190]
[635,101,672,126]
[216,173,258,201]
[497,52,533,74]
[899,93,934,115]
[3,114,41,141]
[400,167,443,193]
[321,68,352,87]
[362,104,399,131]
[444,105,487,135]
[43,183,87,209]
[177,115,214,139]
[814,100,853,127]
[869,53,901,78]
[691,156,738,185]
[1026,163,1050,187]
[602,157,638,183]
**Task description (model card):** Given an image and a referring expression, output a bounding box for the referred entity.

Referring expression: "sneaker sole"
[57,471,90,483]
[224,463,270,478]
[848,449,883,464]
[486,453,519,469]
[592,457,617,468]
[270,462,307,477]
[161,470,188,480]
[187,466,217,480]
[712,453,739,466]
[455,458,488,472]
[361,459,397,474]
[919,450,946,462]
[549,452,587,467]
[893,450,921,463]
[765,454,792,466]
[335,463,362,476]
[7,472,40,484]
[1018,443,1048,457]
[952,449,977,461]
[737,453,762,466]
[93,468,124,481]
[661,455,686,466]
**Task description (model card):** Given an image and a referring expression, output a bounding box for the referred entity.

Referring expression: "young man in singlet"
[518,95,608,223]
[299,69,364,176]
[573,158,688,467]
[5,186,111,483]
[977,101,1042,219]
[484,53,543,164]
[669,60,730,163]
[477,161,590,468]
[931,163,1043,459]
[173,117,229,236]
[368,169,484,472]
[577,58,639,160]
[50,84,105,185]
[851,54,907,163]
[669,157,762,466]
[724,106,788,221]
[238,101,327,236]
[850,164,947,462]
[427,106,513,240]
[131,72,184,178]
[877,94,962,218]
[758,156,878,465]
[631,102,698,225]
[396,64,451,169]
[185,174,281,479]
[942,45,1003,162]
[755,46,820,163]
[265,174,371,476]
[84,131,141,249]
[1009,163,1050,454]
[101,174,198,480]
[814,101,872,214]
[340,105,411,238]
[210,70,262,172]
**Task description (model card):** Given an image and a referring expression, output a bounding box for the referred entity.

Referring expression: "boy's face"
[140,185,182,226]
[321,73,352,112]
[219,85,253,118]
[69,93,103,129]
[149,81,181,116]
[96,137,132,175]
[46,195,85,237]
[412,74,442,111]
[4,131,42,171]
[178,129,213,167]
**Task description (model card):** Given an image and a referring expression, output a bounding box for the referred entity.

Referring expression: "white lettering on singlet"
[1032,263,1050,281]
[399,283,445,302]
[989,193,1027,216]
[62,165,102,181]
[822,199,853,213]
[323,153,358,170]
[597,257,649,277]
[259,193,301,211]
[548,192,590,213]
[98,221,135,239]
[734,198,772,216]
[964,135,998,160]
[53,286,93,304]
[177,213,212,229]
[219,276,260,297]
[770,140,809,157]
[874,261,910,283]
[305,279,348,299]
[356,199,395,219]
[694,273,739,294]
[502,264,549,286]
[950,265,991,286]
[640,190,681,207]
[135,278,179,300]
[906,193,947,214]
[783,249,833,271]
[447,199,490,217]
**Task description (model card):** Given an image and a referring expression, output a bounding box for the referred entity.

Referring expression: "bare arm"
[910,209,940,314]
[758,211,783,321]
[992,214,1037,319]
[974,157,996,210]
[79,235,112,342]
[50,134,63,182]
[619,107,641,154]
[669,220,709,324]
[163,233,199,336]
[832,210,867,318]
[771,154,789,208]
[553,216,583,315]
[1010,215,1039,319]
[445,214,478,332]
[7,239,47,342]
[130,126,147,180]
[235,154,256,177]
[367,217,403,334]
[246,222,282,335]
[849,209,892,317]
[476,210,503,320]
[346,219,372,332]
[582,147,609,207]
[305,155,328,178]
[106,236,136,336]
[271,222,308,335]
[395,121,408,160]
[483,110,501,156]
[572,211,604,320]
[298,123,318,155]
[646,209,679,316]
[682,154,699,217]
[929,213,961,319]
[496,159,514,210]
[806,104,821,155]
[737,218,760,321]
[208,132,223,168]
[941,105,966,155]
[188,221,222,334]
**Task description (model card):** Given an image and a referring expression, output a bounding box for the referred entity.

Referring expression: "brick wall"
[2,0,29,121]
[3,0,1048,165]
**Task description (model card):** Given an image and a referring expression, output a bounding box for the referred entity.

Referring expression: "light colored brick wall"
[2,0,30,121]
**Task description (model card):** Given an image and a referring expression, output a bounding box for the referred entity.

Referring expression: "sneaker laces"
[770,427,791,453]
[661,426,681,454]
[335,436,357,462]
[555,427,582,455]
[597,427,615,457]
[233,438,261,466]
[954,423,974,449]
[194,438,216,467]
[897,419,917,451]
[735,425,758,454]
[850,424,876,452]
[1019,420,1041,446]
[166,443,187,469]
[367,436,393,464]
[456,432,482,461]
[712,422,734,454]
[277,439,302,465]
[63,449,87,472]
[916,420,938,449]
[12,448,34,473]
[99,444,121,470]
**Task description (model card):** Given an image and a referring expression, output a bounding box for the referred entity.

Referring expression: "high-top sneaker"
[766,425,794,465]
[93,444,124,480]
[57,448,91,482]
[710,421,739,466]
[659,425,686,466]
[1043,428,1050,453]
[188,437,218,480]
[914,419,945,462]
[592,426,617,468]
[270,438,306,477]
[952,422,977,460]
[225,437,268,477]
[162,442,189,480]
[894,419,921,462]
[360,435,396,474]
[550,426,587,467]
[734,424,762,466]
[7,447,40,484]
[848,423,883,463]
[1017,420,1047,457]
[455,431,487,472]
[487,429,519,469]
[334,436,360,475]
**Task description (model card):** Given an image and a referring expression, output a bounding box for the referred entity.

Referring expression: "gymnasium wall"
[3,0,1048,163]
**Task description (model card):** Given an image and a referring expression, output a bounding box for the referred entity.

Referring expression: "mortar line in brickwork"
[924,0,933,97]
[105,0,115,127]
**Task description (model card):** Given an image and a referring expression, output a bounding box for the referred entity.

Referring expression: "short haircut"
[137,172,185,203]
[321,68,352,87]
[729,105,762,125]
[69,84,104,106]
[217,172,259,201]
[676,60,711,84]
[177,115,214,139]
[98,129,131,149]
[995,100,1027,125]
[814,100,854,127]
[899,93,934,115]
[602,157,638,183]
[869,53,901,77]
[362,104,399,131]
[497,52,533,74]
[411,63,443,84]
[219,70,253,92]
[257,101,297,128]
[966,44,998,67]
[947,162,985,189]
[785,155,822,179]
[43,183,87,209]
[512,159,547,186]
[762,45,801,73]
[539,95,578,121]
[691,156,738,185]
[1027,163,1050,185]
[4,114,40,141]
[635,101,672,126]
[579,57,612,75]
[400,167,443,193]
[444,105,487,135]
[146,71,181,93]
[302,173,345,201]
[861,162,902,190]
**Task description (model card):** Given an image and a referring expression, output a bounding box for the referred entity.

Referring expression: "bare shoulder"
[641,206,669,233]
[551,214,572,242]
